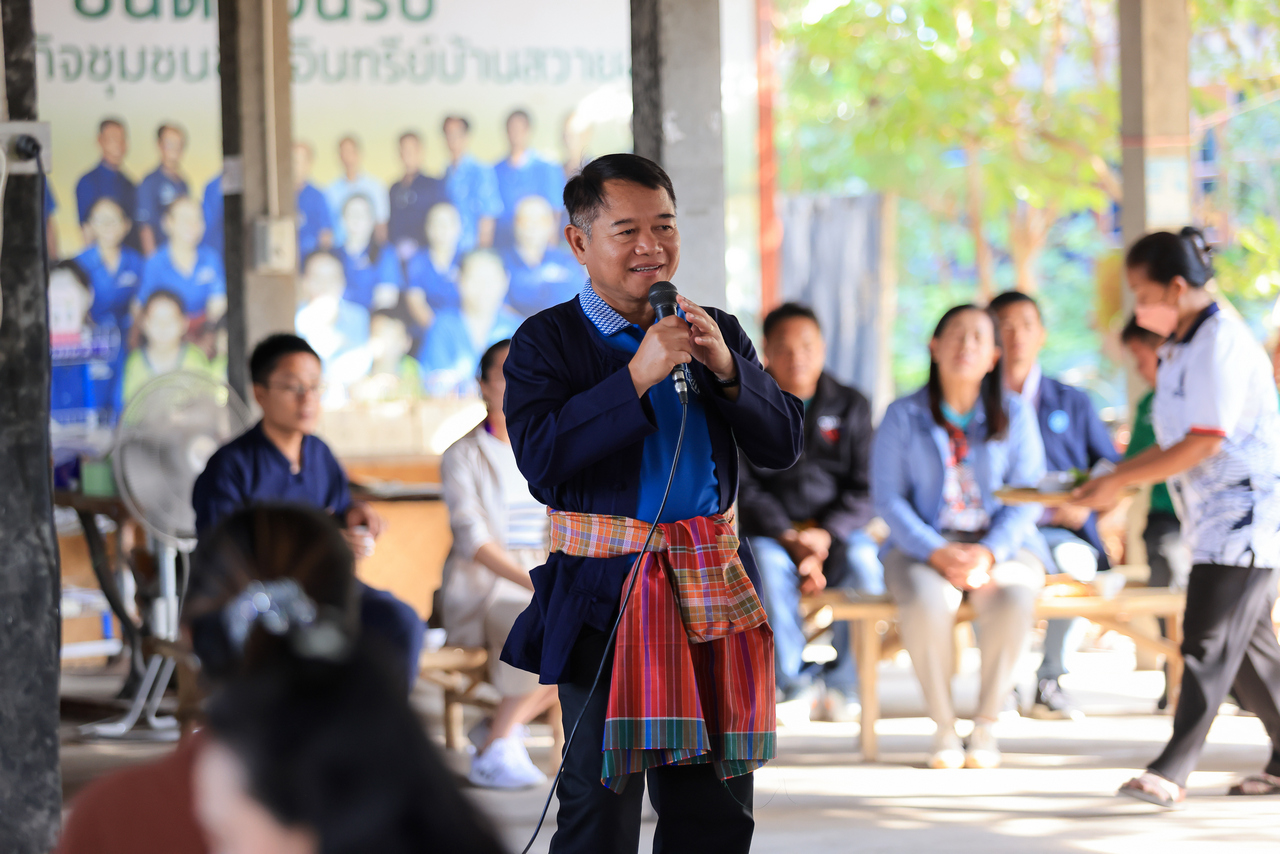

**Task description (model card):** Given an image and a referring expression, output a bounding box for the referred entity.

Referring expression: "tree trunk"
[964,144,995,301]
[1009,202,1054,293]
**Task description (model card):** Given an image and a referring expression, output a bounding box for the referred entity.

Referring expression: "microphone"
[647,281,691,405]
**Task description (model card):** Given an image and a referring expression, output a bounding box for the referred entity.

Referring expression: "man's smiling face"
[565,178,679,313]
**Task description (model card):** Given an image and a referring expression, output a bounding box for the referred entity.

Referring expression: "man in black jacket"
[739,303,881,722]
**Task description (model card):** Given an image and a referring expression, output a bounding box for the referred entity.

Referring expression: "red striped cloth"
[550,510,776,792]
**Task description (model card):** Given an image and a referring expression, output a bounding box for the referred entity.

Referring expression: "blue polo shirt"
[192,421,352,539]
[337,244,404,309]
[578,283,718,523]
[136,167,190,247]
[297,182,333,262]
[416,307,521,397]
[75,161,137,224]
[138,245,226,315]
[51,363,97,424]
[388,172,448,250]
[492,153,564,247]
[444,155,502,253]
[201,175,223,255]
[502,246,580,318]
[404,248,461,311]
[76,244,144,328]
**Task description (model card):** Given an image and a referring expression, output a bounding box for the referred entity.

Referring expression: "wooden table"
[801,587,1187,762]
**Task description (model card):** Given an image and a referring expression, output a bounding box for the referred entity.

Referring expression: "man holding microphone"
[501,154,804,853]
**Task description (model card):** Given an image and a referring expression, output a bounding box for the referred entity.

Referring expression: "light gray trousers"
[883,544,1044,730]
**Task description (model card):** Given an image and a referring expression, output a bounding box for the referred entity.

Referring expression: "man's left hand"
[677,296,737,382]
[346,501,385,538]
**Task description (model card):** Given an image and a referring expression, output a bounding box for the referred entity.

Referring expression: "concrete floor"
[61,643,1280,853]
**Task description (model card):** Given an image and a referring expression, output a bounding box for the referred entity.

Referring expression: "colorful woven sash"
[550,510,776,792]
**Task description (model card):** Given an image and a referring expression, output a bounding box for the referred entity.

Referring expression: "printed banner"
[38,0,631,461]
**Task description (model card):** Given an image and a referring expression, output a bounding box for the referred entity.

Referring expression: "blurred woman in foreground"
[57,505,506,854]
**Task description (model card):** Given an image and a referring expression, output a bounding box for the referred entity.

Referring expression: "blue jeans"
[751,530,884,698]
[1036,527,1098,682]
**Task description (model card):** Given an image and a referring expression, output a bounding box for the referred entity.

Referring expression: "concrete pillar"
[631,0,727,308]
[1119,0,1192,247]
[219,0,297,399]
[0,1,63,849]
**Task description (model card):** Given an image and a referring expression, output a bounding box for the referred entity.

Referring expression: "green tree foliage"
[777,0,1122,392]
[777,0,1120,244]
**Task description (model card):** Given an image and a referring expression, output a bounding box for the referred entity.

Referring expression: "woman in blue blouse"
[872,304,1047,771]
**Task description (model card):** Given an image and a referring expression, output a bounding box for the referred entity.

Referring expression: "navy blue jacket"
[499,296,805,683]
[1036,376,1121,564]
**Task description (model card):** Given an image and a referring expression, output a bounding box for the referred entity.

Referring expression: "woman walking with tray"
[1074,227,1280,808]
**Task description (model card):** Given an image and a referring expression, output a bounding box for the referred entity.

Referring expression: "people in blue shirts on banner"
[201,173,223,256]
[327,136,389,247]
[76,197,143,416]
[501,195,580,319]
[294,141,334,262]
[138,196,226,324]
[48,261,102,426]
[350,309,424,403]
[492,110,565,249]
[442,116,501,253]
[388,131,447,261]
[417,250,515,396]
[294,249,371,406]
[77,197,143,330]
[76,118,138,250]
[561,110,593,182]
[120,288,213,405]
[404,202,463,332]
[336,194,404,311]
[136,123,191,256]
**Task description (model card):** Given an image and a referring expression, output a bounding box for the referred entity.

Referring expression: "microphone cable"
[520,398,689,854]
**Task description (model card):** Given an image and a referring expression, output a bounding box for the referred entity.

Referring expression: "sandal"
[1228,773,1280,796]
[1118,772,1186,810]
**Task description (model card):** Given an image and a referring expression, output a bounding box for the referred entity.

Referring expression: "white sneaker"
[467,718,531,750]
[468,736,548,789]
[929,726,965,769]
[965,722,1002,769]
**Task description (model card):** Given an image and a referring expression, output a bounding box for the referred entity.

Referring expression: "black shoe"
[1030,678,1084,721]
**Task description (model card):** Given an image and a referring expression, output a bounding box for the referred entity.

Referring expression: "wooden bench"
[419,646,565,769]
[800,587,1187,761]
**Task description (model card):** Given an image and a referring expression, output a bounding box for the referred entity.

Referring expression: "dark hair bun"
[1179,226,1215,283]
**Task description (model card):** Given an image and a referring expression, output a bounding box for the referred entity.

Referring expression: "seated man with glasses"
[192,333,424,689]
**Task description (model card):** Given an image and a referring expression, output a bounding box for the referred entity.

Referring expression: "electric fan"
[80,370,251,739]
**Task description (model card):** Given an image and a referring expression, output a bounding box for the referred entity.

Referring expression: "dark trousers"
[358,580,425,693]
[1144,511,1190,637]
[1149,564,1280,787]
[550,629,755,854]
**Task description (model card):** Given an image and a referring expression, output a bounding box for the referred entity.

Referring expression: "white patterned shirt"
[1154,304,1280,568]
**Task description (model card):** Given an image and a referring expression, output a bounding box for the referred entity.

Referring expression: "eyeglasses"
[267,382,325,398]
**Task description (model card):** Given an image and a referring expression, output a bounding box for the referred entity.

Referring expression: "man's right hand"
[629,315,693,397]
